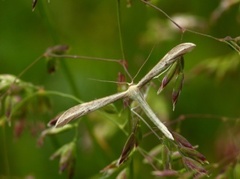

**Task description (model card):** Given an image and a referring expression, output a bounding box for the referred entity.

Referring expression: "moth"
[49,43,196,140]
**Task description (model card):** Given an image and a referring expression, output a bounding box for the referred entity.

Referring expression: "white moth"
[52,43,196,140]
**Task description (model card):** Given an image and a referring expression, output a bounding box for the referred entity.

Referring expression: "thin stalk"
[0,56,43,101]
[38,1,81,98]
[140,0,184,32]
[9,90,83,120]
[48,54,123,64]
[116,0,133,80]
[116,0,126,61]
[140,0,240,54]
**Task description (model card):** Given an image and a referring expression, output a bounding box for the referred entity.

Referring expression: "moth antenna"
[132,43,157,82]
[88,78,130,86]
[120,60,133,81]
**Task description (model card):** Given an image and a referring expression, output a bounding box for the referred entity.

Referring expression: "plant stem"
[38,1,81,98]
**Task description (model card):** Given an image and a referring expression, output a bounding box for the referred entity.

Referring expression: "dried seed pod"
[32,0,38,11]
[234,36,240,46]
[172,72,184,111]
[100,160,119,176]
[180,147,208,164]
[182,157,208,176]
[118,122,141,165]
[118,133,136,165]
[50,142,76,175]
[157,61,178,94]
[172,132,194,149]
[46,58,57,74]
[223,36,240,52]
[44,45,69,57]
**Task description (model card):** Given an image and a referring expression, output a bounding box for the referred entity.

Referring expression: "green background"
[0,0,240,178]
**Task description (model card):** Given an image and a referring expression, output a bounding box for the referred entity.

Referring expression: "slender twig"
[140,0,184,32]
[48,54,122,63]
[140,0,240,54]
[0,55,43,100]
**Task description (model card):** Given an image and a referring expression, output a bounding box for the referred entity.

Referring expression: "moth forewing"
[136,43,196,88]
[55,91,128,127]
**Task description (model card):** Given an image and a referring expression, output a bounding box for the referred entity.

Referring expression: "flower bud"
[38,124,74,146]
[182,157,207,176]
[50,142,76,175]
[157,62,178,94]
[172,72,184,111]
[180,147,208,164]
[44,45,69,57]
[172,132,193,149]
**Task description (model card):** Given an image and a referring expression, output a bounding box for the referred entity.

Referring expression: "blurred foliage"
[1,0,240,178]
